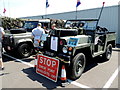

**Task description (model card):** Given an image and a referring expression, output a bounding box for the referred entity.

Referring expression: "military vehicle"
[34,19,116,81]
[2,19,65,58]
[2,19,49,58]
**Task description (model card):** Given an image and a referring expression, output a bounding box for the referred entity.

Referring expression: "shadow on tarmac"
[0,72,9,76]
[2,52,34,63]
[22,67,62,89]
[84,56,108,73]
[22,56,108,89]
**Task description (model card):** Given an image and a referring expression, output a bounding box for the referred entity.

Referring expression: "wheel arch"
[16,41,34,48]
[107,40,116,48]
[73,46,92,60]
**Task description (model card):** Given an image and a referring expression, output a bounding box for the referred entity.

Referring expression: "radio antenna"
[96,2,105,26]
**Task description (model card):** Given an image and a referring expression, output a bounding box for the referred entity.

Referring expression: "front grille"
[3,36,13,45]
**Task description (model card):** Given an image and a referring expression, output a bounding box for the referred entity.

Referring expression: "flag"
[3,8,6,13]
[76,0,81,7]
[103,2,105,6]
[46,0,49,8]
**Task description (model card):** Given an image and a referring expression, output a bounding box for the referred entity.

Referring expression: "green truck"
[2,19,65,58]
[35,19,116,81]
[2,19,51,58]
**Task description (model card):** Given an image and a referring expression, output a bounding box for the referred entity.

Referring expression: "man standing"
[78,22,85,35]
[32,23,45,48]
[0,22,5,70]
[49,24,57,35]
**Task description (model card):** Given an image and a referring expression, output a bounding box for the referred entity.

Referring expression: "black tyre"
[69,53,86,80]
[17,43,33,58]
[102,44,112,61]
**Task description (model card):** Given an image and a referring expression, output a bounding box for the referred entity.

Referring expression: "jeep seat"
[51,29,78,37]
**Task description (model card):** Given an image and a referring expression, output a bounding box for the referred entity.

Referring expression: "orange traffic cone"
[60,65,67,82]
[60,65,69,87]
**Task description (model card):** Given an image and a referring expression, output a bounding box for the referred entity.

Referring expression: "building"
[22,5,120,45]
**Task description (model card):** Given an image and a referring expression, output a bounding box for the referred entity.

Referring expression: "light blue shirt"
[32,26,45,47]
[0,27,5,42]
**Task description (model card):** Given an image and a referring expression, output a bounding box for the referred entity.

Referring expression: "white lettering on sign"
[47,59,51,67]
[52,61,56,67]
[48,68,55,73]
[39,65,46,70]
[39,57,56,68]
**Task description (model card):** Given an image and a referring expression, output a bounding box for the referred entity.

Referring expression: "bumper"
[39,51,71,64]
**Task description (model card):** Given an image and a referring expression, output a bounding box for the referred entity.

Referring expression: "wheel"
[69,53,86,80]
[102,44,112,61]
[17,43,33,58]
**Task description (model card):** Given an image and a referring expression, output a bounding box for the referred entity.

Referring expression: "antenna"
[96,2,105,27]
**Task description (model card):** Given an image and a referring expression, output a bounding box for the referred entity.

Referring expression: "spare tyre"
[52,29,78,37]
[10,28,26,34]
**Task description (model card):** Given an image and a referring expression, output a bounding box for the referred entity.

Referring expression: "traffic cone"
[60,65,68,83]
[60,65,69,87]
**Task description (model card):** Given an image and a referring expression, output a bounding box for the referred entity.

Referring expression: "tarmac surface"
[0,48,120,89]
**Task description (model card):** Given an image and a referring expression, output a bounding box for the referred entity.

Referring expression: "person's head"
[51,24,56,29]
[43,26,47,29]
[37,23,42,27]
[79,22,84,27]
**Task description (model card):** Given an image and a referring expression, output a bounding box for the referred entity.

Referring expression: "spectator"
[43,26,49,34]
[32,23,45,49]
[49,24,57,35]
[78,22,85,35]
[0,24,5,70]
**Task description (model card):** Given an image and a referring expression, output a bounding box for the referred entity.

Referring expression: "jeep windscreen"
[83,20,98,30]
[23,21,38,32]
[65,21,79,28]
[65,20,98,30]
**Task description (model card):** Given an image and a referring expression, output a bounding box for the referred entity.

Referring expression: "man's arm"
[1,28,5,39]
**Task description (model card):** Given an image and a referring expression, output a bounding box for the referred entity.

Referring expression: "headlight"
[62,46,67,53]
[40,41,44,47]
[10,36,13,43]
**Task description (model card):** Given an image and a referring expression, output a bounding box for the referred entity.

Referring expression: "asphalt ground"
[0,48,120,89]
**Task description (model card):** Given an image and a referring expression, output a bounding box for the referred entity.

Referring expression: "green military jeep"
[37,19,116,80]
[3,19,65,58]
[3,19,51,58]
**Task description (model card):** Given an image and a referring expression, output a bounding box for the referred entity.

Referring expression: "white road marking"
[103,65,120,88]
[68,79,92,88]
[3,53,34,67]
[3,53,92,88]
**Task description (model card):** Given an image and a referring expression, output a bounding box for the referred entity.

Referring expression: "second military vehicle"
[2,19,65,58]
[3,19,51,58]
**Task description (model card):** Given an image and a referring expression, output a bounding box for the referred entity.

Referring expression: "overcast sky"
[0,0,119,18]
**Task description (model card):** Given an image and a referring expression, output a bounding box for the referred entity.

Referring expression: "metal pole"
[8,0,11,17]
[96,2,105,26]
[45,7,47,19]
[76,7,77,20]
